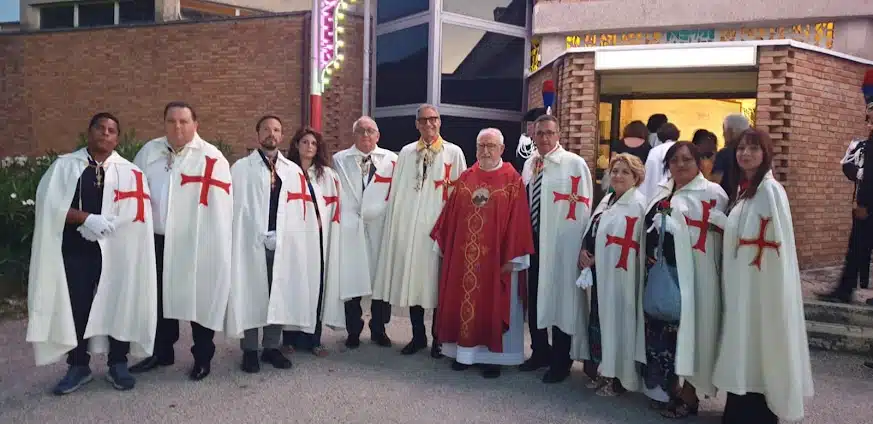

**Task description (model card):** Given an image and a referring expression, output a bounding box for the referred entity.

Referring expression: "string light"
[317,0,350,88]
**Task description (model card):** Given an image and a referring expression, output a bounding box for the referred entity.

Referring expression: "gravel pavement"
[1,313,872,424]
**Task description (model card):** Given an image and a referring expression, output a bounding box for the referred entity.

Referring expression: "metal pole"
[310,0,323,131]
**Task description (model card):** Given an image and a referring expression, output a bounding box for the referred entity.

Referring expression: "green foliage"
[0,130,233,296]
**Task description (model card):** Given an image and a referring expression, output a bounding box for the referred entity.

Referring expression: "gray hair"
[723,113,750,142]
[352,116,378,133]
[477,128,504,145]
[416,104,439,119]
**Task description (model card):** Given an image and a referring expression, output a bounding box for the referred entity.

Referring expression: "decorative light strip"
[318,0,356,88]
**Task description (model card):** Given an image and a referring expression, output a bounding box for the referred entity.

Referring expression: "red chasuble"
[431,162,535,353]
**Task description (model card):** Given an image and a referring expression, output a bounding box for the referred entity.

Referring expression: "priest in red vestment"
[431,128,535,379]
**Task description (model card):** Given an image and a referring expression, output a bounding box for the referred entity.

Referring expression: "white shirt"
[639,140,675,202]
[141,140,188,235]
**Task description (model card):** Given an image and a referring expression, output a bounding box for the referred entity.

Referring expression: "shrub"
[0,131,234,296]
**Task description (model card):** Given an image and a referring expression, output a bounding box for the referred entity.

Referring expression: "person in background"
[647,114,669,147]
[612,120,652,164]
[639,123,680,200]
[691,129,718,181]
[711,114,751,195]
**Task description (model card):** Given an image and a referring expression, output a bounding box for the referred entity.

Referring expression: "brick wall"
[528,65,551,110]
[774,46,870,268]
[0,13,364,160]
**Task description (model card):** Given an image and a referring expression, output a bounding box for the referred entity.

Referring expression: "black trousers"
[63,249,129,367]
[344,297,391,337]
[153,235,216,365]
[722,393,778,424]
[834,216,873,297]
[527,231,572,370]
[410,306,437,342]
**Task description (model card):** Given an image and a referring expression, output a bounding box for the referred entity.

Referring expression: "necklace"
[165,144,184,171]
[86,152,106,187]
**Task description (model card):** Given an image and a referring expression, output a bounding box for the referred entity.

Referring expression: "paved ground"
[1,310,872,424]
[801,266,873,304]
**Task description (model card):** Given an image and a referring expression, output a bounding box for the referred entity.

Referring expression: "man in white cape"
[710,170,813,423]
[129,102,233,381]
[519,114,593,384]
[225,115,304,373]
[372,104,467,357]
[27,113,157,395]
[333,116,397,348]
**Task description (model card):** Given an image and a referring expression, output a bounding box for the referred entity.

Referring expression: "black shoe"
[430,343,443,359]
[482,365,501,379]
[188,363,210,381]
[129,355,174,374]
[261,348,292,369]
[542,366,570,384]
[345,335,361,349]
[861,282,870,289]
[240,351,260,373]
[451,361,470,371]
[864,361,873,369]
[518,356,549,372]
[371,333,392,347]
[401,338,427,355]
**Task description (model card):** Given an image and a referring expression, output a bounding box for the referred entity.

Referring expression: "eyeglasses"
[417,116,440,124]
[535,130,557,137]
[355,128,378,136]
[476,143,501,150]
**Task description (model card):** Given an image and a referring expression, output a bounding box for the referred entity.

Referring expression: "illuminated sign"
[318,0,357,88]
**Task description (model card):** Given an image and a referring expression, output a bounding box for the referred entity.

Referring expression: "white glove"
[708,209,728,231]
[263,231,277,251]
[77,225,101,242]
[82,214,116,238]
[576,268,594,289]
[647,212,679,235]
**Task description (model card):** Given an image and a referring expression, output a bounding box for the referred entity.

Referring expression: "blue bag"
[643,213,682,322]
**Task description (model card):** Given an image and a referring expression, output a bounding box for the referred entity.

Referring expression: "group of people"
[26,99,817,424]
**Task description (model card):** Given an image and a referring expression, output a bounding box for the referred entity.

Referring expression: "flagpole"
[310,0,323,131]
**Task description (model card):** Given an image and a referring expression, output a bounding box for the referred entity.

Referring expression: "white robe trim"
[26,148,158,365]
[133,134,232,331]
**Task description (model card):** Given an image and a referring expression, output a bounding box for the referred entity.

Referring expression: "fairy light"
[317,0,352,89]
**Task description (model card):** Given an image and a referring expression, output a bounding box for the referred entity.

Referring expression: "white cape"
[652,173,728,396]
[133,135,232,331]
[712,172,814,422]
[521,145,593,337]
[27,148,158,365]
[307,166,345,330]
[571,187,647,391]
[372,139,467,308]
[225,151,315,338]
[333,147,399,300]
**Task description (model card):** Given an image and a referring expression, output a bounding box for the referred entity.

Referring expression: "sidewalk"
[801,266,873,304]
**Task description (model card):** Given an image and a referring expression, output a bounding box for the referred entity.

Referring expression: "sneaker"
[106,363,136,391]
[52,365,93,395]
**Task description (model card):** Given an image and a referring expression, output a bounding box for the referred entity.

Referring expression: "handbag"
[643,212,682,322]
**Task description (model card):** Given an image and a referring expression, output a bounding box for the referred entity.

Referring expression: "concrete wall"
[0,13,365,158]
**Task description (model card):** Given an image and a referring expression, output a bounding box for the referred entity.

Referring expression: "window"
[443,0,526,27]
[441,24,525,111]
[40,5,75,29]
[375,24,428,108]
[438,115,522,166]
[372,116,421,152]
[78,2,116,28]
[180,8,226,20]
[119,0,155,24]
[377,0,428,24]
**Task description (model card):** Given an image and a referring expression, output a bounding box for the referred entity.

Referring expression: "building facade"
[527,0,873,269]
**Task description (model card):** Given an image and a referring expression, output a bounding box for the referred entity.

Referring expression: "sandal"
[595,379,626,397]
[312,345,329,357]
[586,376,607,389]
[660,398,699,419]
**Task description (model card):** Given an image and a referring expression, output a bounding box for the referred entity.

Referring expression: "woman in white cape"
[711,128,813,424]
[282,127,344,357]
[573,153,647,396]
[644,141,728,418]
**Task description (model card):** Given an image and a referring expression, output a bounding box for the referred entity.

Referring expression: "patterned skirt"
[643,315,679,392]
